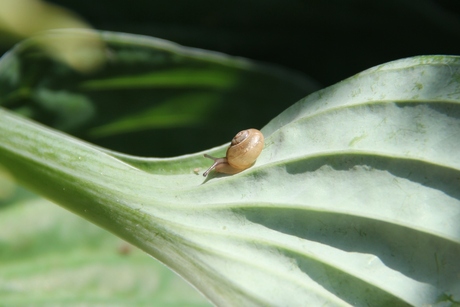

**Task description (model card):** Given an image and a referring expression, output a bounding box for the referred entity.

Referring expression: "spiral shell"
[226,129,264,170]
[202,128,264,176]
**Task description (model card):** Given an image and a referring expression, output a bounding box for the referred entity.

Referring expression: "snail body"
[203,129,264,177]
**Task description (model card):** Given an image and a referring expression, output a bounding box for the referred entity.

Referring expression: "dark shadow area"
[285,152,460,201]
[37,0,460,87]
[424,102,460,120]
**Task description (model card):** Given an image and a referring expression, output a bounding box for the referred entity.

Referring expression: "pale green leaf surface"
[0,32,459,306]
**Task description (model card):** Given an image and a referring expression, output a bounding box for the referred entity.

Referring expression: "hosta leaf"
[0,31,459,306]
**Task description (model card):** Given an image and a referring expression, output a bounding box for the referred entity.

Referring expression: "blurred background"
[2,0,460,86]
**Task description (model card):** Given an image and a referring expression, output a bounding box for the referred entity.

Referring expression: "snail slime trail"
[203,129,264,177]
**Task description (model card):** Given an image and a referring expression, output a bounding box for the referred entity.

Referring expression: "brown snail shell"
[203,129,264,177]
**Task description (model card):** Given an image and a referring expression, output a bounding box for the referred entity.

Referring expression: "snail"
[203,129,264,177]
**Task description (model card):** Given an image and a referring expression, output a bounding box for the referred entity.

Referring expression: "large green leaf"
[0,31,459,306]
